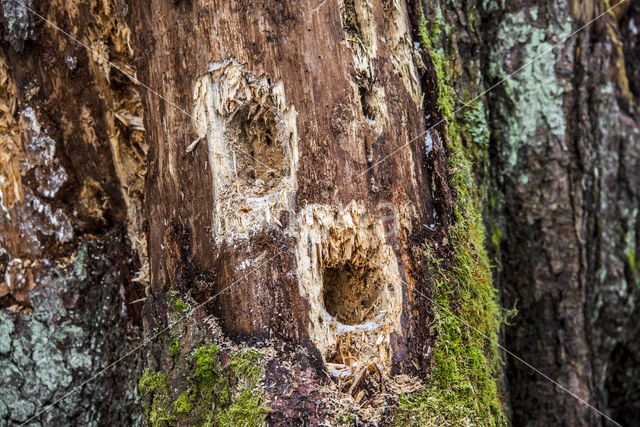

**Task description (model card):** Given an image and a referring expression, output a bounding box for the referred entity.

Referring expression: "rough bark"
[0,0,146,424]
[0,0,637,426]
[127,0,452,423]
[481,1,640,425]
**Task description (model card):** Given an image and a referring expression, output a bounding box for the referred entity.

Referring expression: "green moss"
[220,350,270,425]
[139,344,269,426]
[192,343,224,396]
[418,6,456,122]
[490,224,503,255]
[624,229,638,275]
[396,192,506,425]
[173,390,195,416]
[217,387,270,426]
[228,349,263,384]
[417,3,444,50]
[138,370,174,425]
[170,337,181,360]
[139,370,169,395]
[393,6,507,426]
[169,291,191,315]
[623,208,638,275]
[625,247,637,273]
[418,5,456,121]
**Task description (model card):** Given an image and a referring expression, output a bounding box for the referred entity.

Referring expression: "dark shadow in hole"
[322,262,382,325]
[358,84,375,121]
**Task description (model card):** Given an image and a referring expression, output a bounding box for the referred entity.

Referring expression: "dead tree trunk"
[0,0,638,425]
[128,0,463,423]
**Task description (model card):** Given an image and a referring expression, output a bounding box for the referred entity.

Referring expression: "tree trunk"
[0,0,146,424]
[127,0,471,423]
[0,0,637,425]
[481,1,640,425]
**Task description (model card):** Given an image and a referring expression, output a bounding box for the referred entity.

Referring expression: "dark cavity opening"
[358,84,375,121]
[322,262,382,325]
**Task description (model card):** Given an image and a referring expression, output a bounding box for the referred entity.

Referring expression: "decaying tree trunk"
[128,0,453,423]
[0,0,637,425]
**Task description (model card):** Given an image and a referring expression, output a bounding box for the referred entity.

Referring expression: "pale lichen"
[0,240,141,425]
[485,7,572,175]
[0,0,32,51]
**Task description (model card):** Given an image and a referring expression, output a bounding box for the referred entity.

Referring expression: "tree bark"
[481,1,640,425]
[128,0,450,423]
[0,0,146,424]
[0,0,637,426]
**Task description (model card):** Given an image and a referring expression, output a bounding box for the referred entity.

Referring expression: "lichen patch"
[192,58,298,244]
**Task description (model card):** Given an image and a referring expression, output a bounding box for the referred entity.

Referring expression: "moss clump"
[394,235,505,425]
[170,337,181,360]
[138,344,270,426]
[173,390,194,417]
[218,350,268,426]
[191,343,230,416]
[228,349,262,382]
[139,370,175,425]
[168,291,191,315]
[417,5,455,120]
[217,385,270,426]
[393,6,507,426]
[139,370,169,394]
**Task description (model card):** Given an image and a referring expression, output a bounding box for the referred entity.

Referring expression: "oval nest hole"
[322,261,384,325]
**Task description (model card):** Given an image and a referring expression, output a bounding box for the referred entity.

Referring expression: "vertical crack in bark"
[338,0,388,132]
[83,0,149,286]
[381,0,424,107]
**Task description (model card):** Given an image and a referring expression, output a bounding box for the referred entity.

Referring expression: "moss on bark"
[392,5,507,425]
[138,341,270,426]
